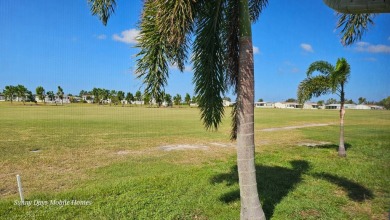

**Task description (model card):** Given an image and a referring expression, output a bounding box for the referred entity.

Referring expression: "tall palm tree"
[88,0,268,218]
[297,58,351,157]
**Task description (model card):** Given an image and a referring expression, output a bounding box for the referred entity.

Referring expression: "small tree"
[298,58,351,157]
[317,100,324,107]
[143,92,151,106]
[378,96,390,110]
[285,98,297,102]
[326,98,338,105]
[117,91,125,106]
[173,94,182,107]
[4,85,16,103]
[258,98,264,102]
[358,97,366,104]
[126,92,134,105]
[164,93,172,107]
[36,86,46,104]
[92,88,100,104]
[135,90,142,102]
[26,90,36,103]
[57,86,64,105]
[46,91,55,102]
[184,93,191,106]
[16,85,28,105]
[79,90,89,97]
[109,90,117,106]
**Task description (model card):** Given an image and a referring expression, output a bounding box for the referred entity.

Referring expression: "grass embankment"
[0,103,389,219]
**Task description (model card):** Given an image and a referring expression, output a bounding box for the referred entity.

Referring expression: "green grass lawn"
[0,103,389,219]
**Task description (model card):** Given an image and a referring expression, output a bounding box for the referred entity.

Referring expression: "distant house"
[254,102,274,108]
[356,104,384,110]
[325,104,357,109]
[223,100,235,107]
[0,93,5,101]
[133,100,145,105]
[82,94,94,103]
[274,102,302,109]
[368,105,384,110]
[303,102,319,109]
[355,104,371,110]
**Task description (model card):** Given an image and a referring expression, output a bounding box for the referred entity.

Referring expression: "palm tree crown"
[298,58,350,103]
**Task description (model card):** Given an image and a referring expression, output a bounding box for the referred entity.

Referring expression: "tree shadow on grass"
[211,160,310,219]
[312,173,374,202]
[211,159,374,219]
[308,142,352,151]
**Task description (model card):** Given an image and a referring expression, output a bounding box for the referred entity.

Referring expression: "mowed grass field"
[0,103,389,219]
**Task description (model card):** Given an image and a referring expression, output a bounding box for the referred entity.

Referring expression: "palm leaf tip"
[336,13,375,46]
[88,0,117,25]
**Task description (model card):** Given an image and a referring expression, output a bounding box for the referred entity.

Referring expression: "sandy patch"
[260,123,332,132]
[209,142,235,147]
[298,141,332,147]
[160,144,209,151]
[116,150,131,155]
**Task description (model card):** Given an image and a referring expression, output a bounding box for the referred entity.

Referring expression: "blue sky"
[1,0,389,102]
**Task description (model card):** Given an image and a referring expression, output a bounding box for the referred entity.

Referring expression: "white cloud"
[96,34,106,40]
[112,29,140,44]
[355,42,390,53]
[300,43,314,53]
[253,46,260,55]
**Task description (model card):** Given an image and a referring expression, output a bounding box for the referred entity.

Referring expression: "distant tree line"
[2,85,389,109]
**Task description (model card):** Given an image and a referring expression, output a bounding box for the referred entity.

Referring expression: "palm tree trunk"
[338,89,346,157]
[237,0,265,219]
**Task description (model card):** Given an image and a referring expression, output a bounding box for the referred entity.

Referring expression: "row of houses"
[254,102,384,110]
[0,93,384,110]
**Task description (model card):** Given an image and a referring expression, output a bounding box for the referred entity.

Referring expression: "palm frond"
[297,75,331,104]
[224,0,240,139]
[154,0,197,71]
[248,0,268,22]
[193,0,226,130]
[336,13,375,46]
[88,0,116,25]
[224,0,239,91]
[136,1,169,102]
[307,61,334,77]
[331,57,351,93]
[136,0,195,103]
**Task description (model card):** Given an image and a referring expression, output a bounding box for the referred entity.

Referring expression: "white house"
[0,93,5,101]
[325,104,357,109]
[303,102,319,109]
[223,100,235,107]
[82,94,94,103]
[254,102,274,108]
[356,104,384,110]
[274,102,302,109]
[355,104,371,110]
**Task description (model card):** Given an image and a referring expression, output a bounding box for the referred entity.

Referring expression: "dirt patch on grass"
[260,123,332,132]
[159,142,235,151]
[298,141,332,147]
[160,144,209,151]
